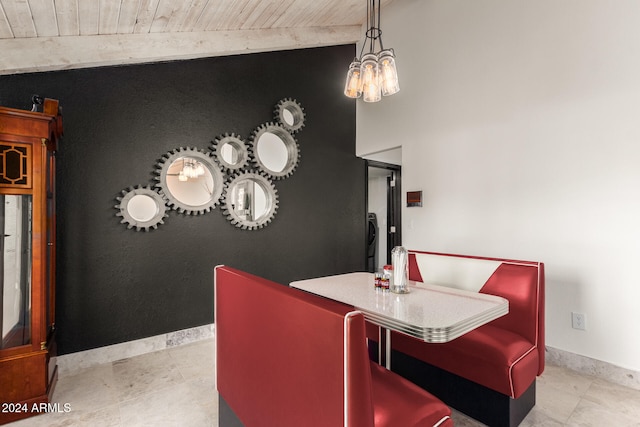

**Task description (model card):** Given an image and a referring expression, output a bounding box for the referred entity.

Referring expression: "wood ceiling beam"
[0,25,361,75]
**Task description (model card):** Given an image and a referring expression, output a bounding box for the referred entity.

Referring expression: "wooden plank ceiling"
[0,0,393,75]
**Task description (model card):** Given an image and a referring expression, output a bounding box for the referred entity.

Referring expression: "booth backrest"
[215,266,375,427]
[408,251,545,375]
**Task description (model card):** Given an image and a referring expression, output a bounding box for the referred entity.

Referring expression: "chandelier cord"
[377,0,384,51]
[359,0,384,58]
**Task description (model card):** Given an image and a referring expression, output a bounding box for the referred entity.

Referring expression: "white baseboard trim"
[56,325,639,392]
[56,323,215,376]
[546,346,640,391]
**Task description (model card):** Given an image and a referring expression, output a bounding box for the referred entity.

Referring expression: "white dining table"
[290,272,508,369]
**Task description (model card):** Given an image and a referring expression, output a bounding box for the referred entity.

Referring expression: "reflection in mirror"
[223,173,278,230]
[282,109,294,126]
[250,123,300,179]
[274,98,305,133]
[155,147,224,215]
[229,179,268,221]
[256,132,287,173]
[166,157,215,207]
[212,133,249,171]
[128,194,159,222]
[221,144,237,165]
[1,195,32,349]
[115,186,167,231]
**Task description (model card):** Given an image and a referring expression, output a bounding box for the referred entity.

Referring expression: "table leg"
[385,328,391,370]
[377,326,392,369]
[378,327,383,364]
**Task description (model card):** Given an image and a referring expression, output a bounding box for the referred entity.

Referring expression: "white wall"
[362,147,402,165]
[357,0,640,371]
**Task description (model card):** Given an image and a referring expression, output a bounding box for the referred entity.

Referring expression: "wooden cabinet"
[0,99,62,424]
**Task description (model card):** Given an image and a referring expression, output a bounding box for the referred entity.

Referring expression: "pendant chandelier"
[344,0,399,102]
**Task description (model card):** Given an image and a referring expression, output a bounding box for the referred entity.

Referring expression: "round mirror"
[274,98,305,133]
[166,158,215,206]
[128,194,159,221]
[223,172,278,230]
[256,132,288,173]
[212,133,249,171]
[282,109,295,127]
[155,147,224,215]
[250,123,300,179]
[115,186,167,231]
[221,144,237,164]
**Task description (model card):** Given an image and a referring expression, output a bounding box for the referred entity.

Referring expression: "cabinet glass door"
[1,194,32,349]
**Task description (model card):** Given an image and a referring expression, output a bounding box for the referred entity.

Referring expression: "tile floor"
[9,338,640,426]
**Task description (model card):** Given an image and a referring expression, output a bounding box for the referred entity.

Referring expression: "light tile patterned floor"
[9,338,640,426]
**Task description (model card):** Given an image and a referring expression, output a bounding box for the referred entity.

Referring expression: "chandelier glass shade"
[178,158,206,181]
[344,0,399,102]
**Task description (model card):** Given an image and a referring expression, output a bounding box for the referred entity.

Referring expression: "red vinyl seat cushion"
[370,362,453,427]
[390,324,539,398]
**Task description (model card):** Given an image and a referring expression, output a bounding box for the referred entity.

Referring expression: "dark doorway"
[366,160,401,272]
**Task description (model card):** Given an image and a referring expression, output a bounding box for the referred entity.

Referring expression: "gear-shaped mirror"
[115,185,168,231]
[249,122,300,180]
[155,147,225,215]
[274,98,305,133]
[212,133,249,172]
[223,172,278,230]
[116,97,304,231]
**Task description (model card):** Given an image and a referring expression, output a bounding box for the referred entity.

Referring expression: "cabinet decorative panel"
[0,143,32,187]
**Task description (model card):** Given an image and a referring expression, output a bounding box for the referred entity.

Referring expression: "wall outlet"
[572,312,586,330]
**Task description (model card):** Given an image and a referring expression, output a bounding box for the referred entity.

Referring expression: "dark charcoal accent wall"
[0,45,364,355]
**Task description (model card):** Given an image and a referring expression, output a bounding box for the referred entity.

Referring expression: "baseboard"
[546,346,640,391]
[54,324,639,393]
[56,323,215,376]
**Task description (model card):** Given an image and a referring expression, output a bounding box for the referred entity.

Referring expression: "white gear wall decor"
[222,172,279,230]
[115,98,305,231]
[115,185,168,231]
[274,98,306,133]
[155,147,225,215]
[211,133,250,172]
[249,122,300,180]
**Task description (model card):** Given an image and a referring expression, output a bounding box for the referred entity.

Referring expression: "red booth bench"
[367,250,545,427]
[215,266,453,427]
